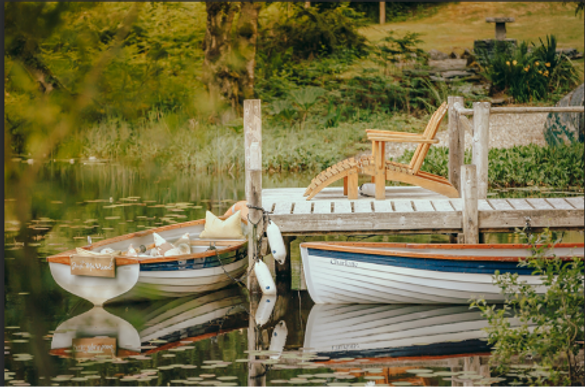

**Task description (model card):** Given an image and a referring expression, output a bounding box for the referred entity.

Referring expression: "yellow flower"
[545,62,550,67]
[543,70,549,77]
[524,67,529,72]
[538,70,543,74]
[506,61,510,65]
[535,61,540,66]
[512,60,517,65]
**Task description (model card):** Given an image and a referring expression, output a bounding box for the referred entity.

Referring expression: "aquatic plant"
[470,229,584,386]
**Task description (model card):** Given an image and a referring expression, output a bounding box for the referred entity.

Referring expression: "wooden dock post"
[244,99,262,293]
[461,164,479,244]
[472,102,490,199]
[448,96,465,195]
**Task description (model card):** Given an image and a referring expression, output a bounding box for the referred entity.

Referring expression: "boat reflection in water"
[304,304,497,358]
[50,286,248,360]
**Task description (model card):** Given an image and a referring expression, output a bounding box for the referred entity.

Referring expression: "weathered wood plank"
[565,197,584,210]
[448,96,465,193]
[432,200,456,212]
[373,201,393,213]
[354,201,373,213]
[545,198,575,210]
[333,201,352,214]
[272,202,292,215]
[480,209,584,229]
[488,199,513,211]
[506,199,533,211]
[270,212,463,233]
[293,202,312,215]
[450,199,462,212]
[393,200,414,212]
[313,201,331,214]
[526,198,554,210]
[412,200,435,212]
[478,200,493,211]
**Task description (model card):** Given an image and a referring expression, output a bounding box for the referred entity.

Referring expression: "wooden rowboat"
[300,242,584,304]
[47,218,248,306]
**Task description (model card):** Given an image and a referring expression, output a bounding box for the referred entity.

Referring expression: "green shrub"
[396,143,584,188]
[481,35,580,103]
[470,229,584,386]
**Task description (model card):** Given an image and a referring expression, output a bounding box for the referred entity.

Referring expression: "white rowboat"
[300,242,584,304]
[47,218,247,305]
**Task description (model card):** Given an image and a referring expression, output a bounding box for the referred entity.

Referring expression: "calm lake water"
[4,161,583,386]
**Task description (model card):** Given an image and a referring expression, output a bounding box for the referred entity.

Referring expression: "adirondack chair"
[303,102,459,201]
[363,101,459,200]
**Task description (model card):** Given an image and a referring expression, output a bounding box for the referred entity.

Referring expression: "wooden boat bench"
[304,101,459,200]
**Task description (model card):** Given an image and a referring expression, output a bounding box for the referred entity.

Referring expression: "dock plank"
[450,200,462,212]
[545,198,574,210]
[273,202,292,215]
[432,200,456,212]
[393,200,414,212]
[489,199,513,211]
[373,201,393,213]
[293,202,312,215]
[526,198,554,210]
[506,199,533,211]
[333,201,352,214]
[565,197,584,210]
[313,201,332,214]
[354,201,373,213]
[412,200,435,212]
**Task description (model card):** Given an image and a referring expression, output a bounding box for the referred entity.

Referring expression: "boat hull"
[300,242,584,304]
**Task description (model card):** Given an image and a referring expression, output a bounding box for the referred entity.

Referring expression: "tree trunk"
[203,2,261,122]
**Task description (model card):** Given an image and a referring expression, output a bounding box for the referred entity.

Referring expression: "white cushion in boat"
[199,211,245,239]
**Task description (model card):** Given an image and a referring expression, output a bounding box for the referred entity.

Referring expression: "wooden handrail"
[451,103,584,116]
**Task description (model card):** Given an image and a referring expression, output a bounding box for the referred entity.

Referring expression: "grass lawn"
[361,2,584,80]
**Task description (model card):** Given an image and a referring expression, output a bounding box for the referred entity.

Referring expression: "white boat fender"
[254,294,277,326]
[268,320,288,359]
[254,261,277,295]
[359,183,376,197]
[267,221,286,265]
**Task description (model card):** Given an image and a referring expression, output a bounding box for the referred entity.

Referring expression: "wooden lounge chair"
[304,102,459,201]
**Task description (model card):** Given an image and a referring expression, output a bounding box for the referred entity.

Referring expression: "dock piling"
[244,99,262,292]
[461,164,479,244]
[472,102,490,199]
[448,96,465,195]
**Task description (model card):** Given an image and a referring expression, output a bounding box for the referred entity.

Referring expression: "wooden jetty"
[262,186,584,235]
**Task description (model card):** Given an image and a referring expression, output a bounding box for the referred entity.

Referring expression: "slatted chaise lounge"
[304,101,459,200]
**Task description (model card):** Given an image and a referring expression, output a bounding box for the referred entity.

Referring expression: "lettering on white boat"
[330,259,358,267]
[72,337,116,358]
[70,255,116,278]
[331,344,359,351]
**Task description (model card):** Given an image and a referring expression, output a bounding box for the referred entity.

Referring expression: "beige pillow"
[199,210,245,239]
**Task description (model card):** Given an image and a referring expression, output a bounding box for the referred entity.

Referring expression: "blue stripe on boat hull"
[139,247,246,272]
[307,248,534,275]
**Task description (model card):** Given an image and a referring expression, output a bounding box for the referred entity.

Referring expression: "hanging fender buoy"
[267,221,286,265]
[254,261,277,295]
[224,201,249,221]
[268,320,288,359]
[254,294,276,326]
[358,183,375,197]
